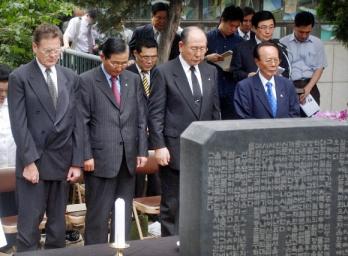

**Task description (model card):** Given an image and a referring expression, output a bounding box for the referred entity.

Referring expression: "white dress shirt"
[179,55,203,95]
[0,98,16,168]
[36,59,58,93]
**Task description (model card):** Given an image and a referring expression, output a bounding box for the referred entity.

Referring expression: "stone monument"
[179,118,348,256]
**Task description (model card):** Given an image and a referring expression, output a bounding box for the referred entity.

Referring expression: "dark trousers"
[134,173,161,197]
[16,179,69,252]
[159,166,179,237]
[84,159,135,245]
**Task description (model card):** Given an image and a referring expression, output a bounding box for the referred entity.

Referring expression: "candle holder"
[110,243,129,256]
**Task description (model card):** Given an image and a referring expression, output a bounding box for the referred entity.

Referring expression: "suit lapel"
[274,76,285,116]
[198,63,212,119]
[253,75,273,117]
[54,65,69,125]
[119,73,129,112]
[172,58,199,119]
[95,67,120,110]
[28,60,55,122]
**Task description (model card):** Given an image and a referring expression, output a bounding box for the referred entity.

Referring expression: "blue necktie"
[266,82,277,117]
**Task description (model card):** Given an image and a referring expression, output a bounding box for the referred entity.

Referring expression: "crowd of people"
[0,1,328,253]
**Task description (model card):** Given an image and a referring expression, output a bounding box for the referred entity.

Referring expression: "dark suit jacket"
[128,24,180,60]
[80,67,148,178]
[148,57,221,170]
[238,30,256,41]
[126,63,154,100]
[231,38,290,82]
[8,60,83,180]
[234,75,300,119]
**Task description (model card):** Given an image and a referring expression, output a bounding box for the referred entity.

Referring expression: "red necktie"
[111,76,121,106]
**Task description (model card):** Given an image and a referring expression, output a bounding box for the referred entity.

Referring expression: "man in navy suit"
[128,2,180,60]
[234,41,300,119]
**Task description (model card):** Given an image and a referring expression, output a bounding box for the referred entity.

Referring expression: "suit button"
[41,131,45,134]
[119,142,124,145]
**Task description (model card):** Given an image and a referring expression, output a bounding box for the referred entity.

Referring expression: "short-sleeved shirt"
[280,33,327,80]
[64,16,96,53]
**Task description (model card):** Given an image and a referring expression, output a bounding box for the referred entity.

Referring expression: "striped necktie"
[141,71,150,97]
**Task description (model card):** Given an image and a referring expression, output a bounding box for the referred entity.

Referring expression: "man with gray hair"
[148,26,220,236]
[8,24,83,251]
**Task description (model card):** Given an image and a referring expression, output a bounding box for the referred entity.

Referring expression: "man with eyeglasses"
[126,39,161,200]
[280,11,327,112]
[148,26,220,237]
[79,38,148,245]
[234,41,300,119]
[205,5,244,119]
[231,10,291,84]
[7,24,83,252]
[129,2,180,60]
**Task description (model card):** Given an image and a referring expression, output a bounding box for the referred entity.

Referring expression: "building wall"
[318,41,348,111]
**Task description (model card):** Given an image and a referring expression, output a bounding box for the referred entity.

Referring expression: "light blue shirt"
[101,64,121,93]
[280,33,327,80]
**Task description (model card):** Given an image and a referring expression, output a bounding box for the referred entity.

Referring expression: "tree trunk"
[157,0,183,64]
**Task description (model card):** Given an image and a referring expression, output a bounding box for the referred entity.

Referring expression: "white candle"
[114,198,125,247]
[0,219,7,248]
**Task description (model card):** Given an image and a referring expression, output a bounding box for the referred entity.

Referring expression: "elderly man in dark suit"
[234,41,300,119]
[7,24,83,252]
[80,38,148,245]
[148,26,221,236]
[128,2,180,60]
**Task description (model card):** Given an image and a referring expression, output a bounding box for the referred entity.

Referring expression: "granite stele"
[180,118,348,256]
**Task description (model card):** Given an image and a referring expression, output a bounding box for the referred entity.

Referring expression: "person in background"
[80,38,148,245]
[231,10,291,84]
[128,2,180,60]
[0,64,15,168]
[205,5,244,119]
[280,11,327,109]
[0,63,16,253]
[237,6,255,41]
[63,9,98,53]
[148,26,220,236]
[126,39,162,198]
[234,41,300,119]
[8,24,83,252]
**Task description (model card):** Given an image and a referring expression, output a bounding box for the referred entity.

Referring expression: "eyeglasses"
[257,25,275,31]
[189,47,208,53]
[262,58,280,65]
[39,47,62,56]
[139,55,158,61]
[108,60,128,68]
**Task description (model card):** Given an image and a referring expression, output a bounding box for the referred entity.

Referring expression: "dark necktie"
[243,33,249,40]
[190,66,202,114]
[111,76,121,106]
[266,81,277,117]
[141,71,150,97]
[45,68,58,109]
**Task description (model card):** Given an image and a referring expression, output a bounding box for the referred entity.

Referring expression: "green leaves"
[0,0,74,68]
[318,0,348,47]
